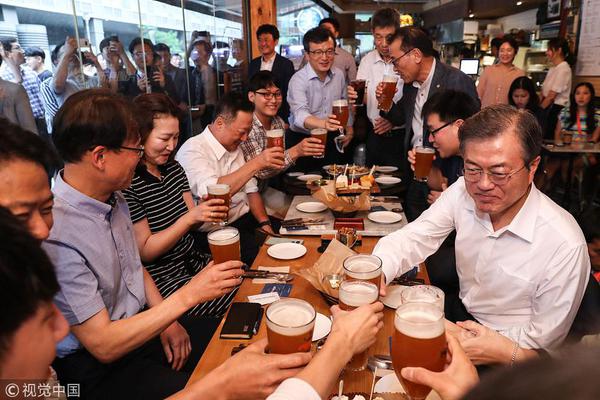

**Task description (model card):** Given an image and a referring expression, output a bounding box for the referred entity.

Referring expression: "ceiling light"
[469,13,475,18]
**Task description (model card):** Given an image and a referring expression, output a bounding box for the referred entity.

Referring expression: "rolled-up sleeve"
[266,378,321,400]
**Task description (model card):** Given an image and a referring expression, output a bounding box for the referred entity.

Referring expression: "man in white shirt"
[319,17,357,84]
[176,93,284,264]
[373,105,590,363]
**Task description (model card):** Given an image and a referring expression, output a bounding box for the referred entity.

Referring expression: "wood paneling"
[247,0,277,59]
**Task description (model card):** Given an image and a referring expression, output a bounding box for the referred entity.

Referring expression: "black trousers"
[365,128,405,169]
[544,104,564,141]
[53,315,220,400]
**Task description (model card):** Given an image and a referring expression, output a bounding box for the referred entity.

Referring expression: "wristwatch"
[257,220,272,228]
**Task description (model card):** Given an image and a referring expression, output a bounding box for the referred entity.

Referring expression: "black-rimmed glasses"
[391,48,414,67]
[462,164,528,186]
[428,120,457,138]
[254,91,283,100]
[119,145,145,158]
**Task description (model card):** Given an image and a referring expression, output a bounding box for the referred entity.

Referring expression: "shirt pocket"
[492,262,537,310]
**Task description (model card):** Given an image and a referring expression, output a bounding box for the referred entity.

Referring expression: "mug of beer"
[266,129,285,149]
[343,254,382,290]
[266,298,316,354]
[400,285,445,311]
[378,74,399,112]
[562,131,573,145]
[332,99,349,129]
[414,146,435,182]
[310,128,327,159]
[392,302,447,400]
[206,183,231,225]
[339,280,379,371]
[350,79,366,106]
[207,227,240,264]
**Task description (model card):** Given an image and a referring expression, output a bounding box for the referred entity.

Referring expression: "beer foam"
[266,301,315,335]
[416,147,435,154]
[332,99,348,107]
[344,256,381,280]
[207,227,239,245]
[383,74,399,83]
[266,129,284,138]
[394,308,444,339]
[207,184,230,195]
[310,128,328,135]
[339,281,379,307]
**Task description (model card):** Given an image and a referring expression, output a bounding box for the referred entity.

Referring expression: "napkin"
[311,181,371,213]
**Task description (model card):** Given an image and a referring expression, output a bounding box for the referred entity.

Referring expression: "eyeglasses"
[462,164,528,186]
[391,48,414,67]
[308,48,335,58]
[119,145,145,158]
[428,120,456,138]
[254,91,282,100]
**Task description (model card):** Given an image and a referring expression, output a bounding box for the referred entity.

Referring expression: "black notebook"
[220,302,263,340]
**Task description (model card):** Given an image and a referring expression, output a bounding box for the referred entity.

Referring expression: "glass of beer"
[207,227,240,264]
[266,298,316,354]
[401,285,445,311]
[206,183,231,225]
[266,129,285,149]
[378,74,399,112]
[339,280,379,371]
[392,302,447,400]
[350,79,366,106]
[310,128,327,159]
[343,254,382,290]
[414,146,435,182]
[332,99,349,129]
[562,131,573,145]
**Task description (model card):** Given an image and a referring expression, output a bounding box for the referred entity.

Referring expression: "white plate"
[374,373,441,400]
[375,176,402,185]
[312,313,332,341]
[376,165,399,173]
[380,285,408,309]
[368,211,403,224]
[296,201,328,213]
[297,174,323,182]
[267,243,307,260]
[287,172,304,177]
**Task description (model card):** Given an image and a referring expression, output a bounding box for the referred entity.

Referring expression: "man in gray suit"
[0,78,37,134]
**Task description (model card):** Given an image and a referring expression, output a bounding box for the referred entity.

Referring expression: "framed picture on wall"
[547,0,561,20]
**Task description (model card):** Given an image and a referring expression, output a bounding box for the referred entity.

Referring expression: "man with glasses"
[374,105,590,365]
[288,27,353,170]
[241,71,324,188]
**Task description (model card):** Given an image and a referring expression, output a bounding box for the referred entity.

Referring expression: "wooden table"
[188,236,429,395]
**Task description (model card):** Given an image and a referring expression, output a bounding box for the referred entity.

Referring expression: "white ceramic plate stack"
[367,211,403,224]
[267,243,307,260]
[296,202,328,213]
[376,165,399,173]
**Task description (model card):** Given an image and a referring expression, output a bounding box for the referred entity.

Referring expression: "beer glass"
[400,285,444,311]
[339,280,379,371]
[392,302,447,400]
[310,128,327,159]
[332,99,349,129]
[378,74,399,112]
[343,254,382,290]
[206,183,231,225]
[207,227,240,264]
[350,79,366,106]
[562,131,573,145]
[414,146,435,182]
[266,129,285,149]
[266,298,316,354]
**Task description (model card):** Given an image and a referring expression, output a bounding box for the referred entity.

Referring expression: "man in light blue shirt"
[287,27,353,170]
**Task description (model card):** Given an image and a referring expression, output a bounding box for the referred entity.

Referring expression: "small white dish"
[368,211,402,224]
[380,285,408,309]
[267,243,307,260]
[297,174,323,182]
[296,201,328,213]
[376,165,399,173]
[374,373,441,400]
[287,172,304,177]
[312,313,332,341]
[375,176,402,185]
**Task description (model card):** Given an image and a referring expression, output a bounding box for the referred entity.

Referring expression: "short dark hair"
[508,76,540,110]
[193,40,212,54]
[256,24,280,41]
[248,70,280,92]
[0,206,60,364]
[51,42,64,65]
[99,37,111,53]
[24,46,46,60]
[214,92,254,123]
[371,8,400,31]
[133,93,181,144]
[128,37,154,55]
[498,35,519,53]
[0,37,17,52]
[52,89,140,163]
[388,26,434,57]
[154,43,170,53]
[423,90,480,124]
[302,27,336,52]
[319,17,340,32]
[490,37,502,50]
[459,104,542,168]
[548,37,570,58]
[0,118,58,176]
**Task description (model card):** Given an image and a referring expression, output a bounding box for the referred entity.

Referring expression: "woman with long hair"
[508,76,545,131]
